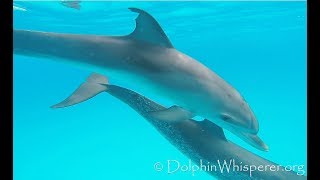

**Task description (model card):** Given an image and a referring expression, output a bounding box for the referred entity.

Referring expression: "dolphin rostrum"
[52,73,306,179]
[13,8,265,150]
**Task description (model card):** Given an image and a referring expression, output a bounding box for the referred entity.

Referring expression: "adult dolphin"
[14,8,264,150]
[52,73,306,180]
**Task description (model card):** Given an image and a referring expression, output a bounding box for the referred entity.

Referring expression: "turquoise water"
[13,1,307,180]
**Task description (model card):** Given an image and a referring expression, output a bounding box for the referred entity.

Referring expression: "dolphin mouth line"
[220,113,257,134]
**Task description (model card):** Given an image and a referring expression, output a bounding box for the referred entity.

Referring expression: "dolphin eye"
[220,114,232,121]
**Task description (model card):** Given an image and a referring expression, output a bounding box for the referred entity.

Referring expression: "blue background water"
[13,1,306,179]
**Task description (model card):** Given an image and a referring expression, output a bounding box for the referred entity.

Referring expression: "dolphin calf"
[14,8,264,150]
[52,73,306,180]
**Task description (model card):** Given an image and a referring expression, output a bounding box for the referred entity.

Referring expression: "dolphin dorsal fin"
[128,8,174,48]
[200,119,227,141]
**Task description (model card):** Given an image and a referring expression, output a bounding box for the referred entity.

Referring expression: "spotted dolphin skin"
[52,73,306,180]
[14,8,264,150]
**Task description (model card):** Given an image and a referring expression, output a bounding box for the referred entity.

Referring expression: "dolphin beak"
[250,118,259,134]
[249,112,259,134]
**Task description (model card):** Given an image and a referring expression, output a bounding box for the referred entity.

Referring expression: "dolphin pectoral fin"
[198,119,228,141]
[148,105,194,122]
[235,131,269,152]
[127,7,174,48]
[51,73,108,109]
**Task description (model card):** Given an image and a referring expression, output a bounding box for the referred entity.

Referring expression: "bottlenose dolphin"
[60,0,81,10]
[53,73,306,180]
[13,8,264,150]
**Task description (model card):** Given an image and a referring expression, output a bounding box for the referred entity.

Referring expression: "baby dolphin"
[52,73,305,179]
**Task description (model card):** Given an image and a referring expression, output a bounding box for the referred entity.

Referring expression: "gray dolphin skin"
[52,73,306,180]
[60,0,81,10]
[14,8,264,150]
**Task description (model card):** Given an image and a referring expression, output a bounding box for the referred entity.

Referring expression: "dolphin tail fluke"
[51,73,108,109]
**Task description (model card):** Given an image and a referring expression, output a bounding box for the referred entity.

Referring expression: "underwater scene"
[13,1,306,180]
